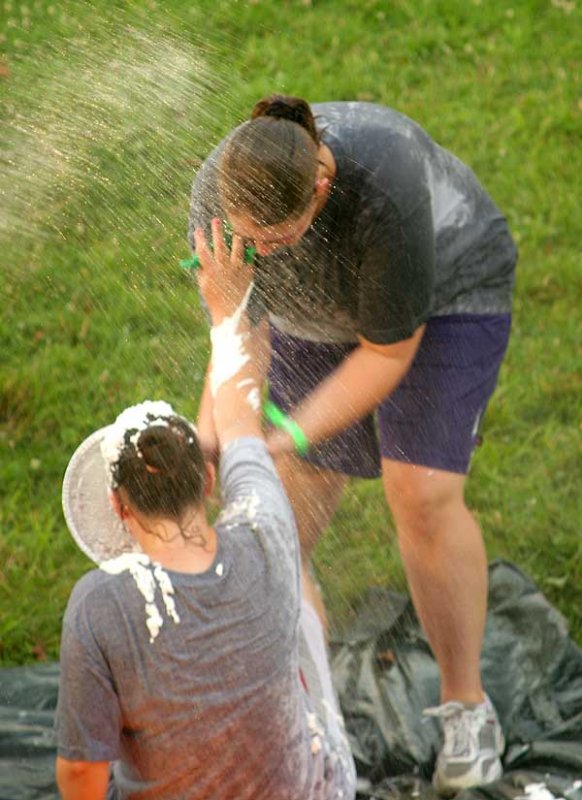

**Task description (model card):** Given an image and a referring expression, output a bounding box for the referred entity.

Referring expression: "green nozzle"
[180,255,201,270]
[179,245,256,271]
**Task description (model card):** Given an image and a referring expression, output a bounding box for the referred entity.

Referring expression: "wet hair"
[218,94,321,226]
[114,417,206,522]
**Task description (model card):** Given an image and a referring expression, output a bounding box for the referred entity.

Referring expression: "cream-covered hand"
[194,218,271,448]
[194,218,254,325]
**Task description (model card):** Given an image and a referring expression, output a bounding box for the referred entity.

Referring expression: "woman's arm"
[196,361,219,464]
[194,219,269,449]
[55,757,109,800]
[267,326,425,454]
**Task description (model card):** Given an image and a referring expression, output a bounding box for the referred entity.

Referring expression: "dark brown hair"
[114,417,205,521]
[218,95,320,226]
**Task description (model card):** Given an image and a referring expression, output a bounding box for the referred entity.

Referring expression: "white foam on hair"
[100,400,197,488]
[514,785,566,800]
[100,400,174,486]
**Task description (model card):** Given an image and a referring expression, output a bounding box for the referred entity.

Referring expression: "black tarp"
[2,561,582,799]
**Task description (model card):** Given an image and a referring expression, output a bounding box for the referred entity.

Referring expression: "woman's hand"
[194,218,254,325]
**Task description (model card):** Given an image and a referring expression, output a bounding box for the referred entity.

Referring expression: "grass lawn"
[1,0,580,665]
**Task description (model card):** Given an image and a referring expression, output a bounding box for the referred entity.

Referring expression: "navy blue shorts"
[268,314,512,477]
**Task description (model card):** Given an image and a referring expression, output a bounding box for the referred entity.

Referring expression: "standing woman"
[190,95,517,794]
[54,231,356,799]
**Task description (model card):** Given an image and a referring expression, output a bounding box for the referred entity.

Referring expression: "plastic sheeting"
[331,561,582,799]
[0,663,59,799]
[1,561,581,799]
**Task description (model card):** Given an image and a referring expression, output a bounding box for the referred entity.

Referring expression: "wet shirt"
[189,101,517,344]
[55,438,349,800]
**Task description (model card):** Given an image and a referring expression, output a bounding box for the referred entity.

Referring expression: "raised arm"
[195,218,269,450]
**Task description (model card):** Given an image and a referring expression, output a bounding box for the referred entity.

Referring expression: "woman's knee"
[382,459,466,535]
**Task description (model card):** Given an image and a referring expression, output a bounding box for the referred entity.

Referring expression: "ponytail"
[251,95,320,144]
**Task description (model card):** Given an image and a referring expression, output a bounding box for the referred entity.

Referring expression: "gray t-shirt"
[55,438,352,799]
[189,102,517,344]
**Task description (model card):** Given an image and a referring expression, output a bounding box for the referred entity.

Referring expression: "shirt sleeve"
[357,194,435,344]
[217,437,299,565]
[55,580,122,763]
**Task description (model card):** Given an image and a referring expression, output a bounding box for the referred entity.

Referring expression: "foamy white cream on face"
[101,553,180,643]
[209,283,254,397]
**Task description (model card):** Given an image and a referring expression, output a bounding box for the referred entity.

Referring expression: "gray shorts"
[268,314,511,476]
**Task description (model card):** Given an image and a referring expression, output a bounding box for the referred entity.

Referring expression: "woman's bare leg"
[382,458,487,703]
[275,453,347,633]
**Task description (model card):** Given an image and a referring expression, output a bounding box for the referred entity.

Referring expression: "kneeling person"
[54,222,356,799]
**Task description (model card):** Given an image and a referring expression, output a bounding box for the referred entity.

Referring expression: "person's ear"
[314,176,330,196]
[204,462,217,497]
[109,490,129,520]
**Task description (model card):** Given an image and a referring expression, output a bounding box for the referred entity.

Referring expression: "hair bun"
[116,417,205,519]
[251,94,319,143]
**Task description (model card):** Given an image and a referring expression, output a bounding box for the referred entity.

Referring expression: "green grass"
[1,0,581,665]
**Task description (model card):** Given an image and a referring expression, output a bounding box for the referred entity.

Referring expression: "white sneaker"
[424,694,505,796]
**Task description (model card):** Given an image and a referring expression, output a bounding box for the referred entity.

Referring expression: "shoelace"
[423,701,478,757]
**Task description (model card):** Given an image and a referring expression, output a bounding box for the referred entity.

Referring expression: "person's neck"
[134,514,218,575]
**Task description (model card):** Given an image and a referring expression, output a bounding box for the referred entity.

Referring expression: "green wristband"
[262,400,309,456]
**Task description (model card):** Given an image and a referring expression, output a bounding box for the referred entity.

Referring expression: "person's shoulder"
[190,141,227,220]
[63,562,151,643]
[65,566,125,617]
[314,104,430,219]
[316,102,431,179]
[218,437,293,520]
[314,100,423,134]
[69,567,112,594]
[192,140,222,185]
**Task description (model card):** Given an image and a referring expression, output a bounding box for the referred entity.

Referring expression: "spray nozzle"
[180,222,256,270]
